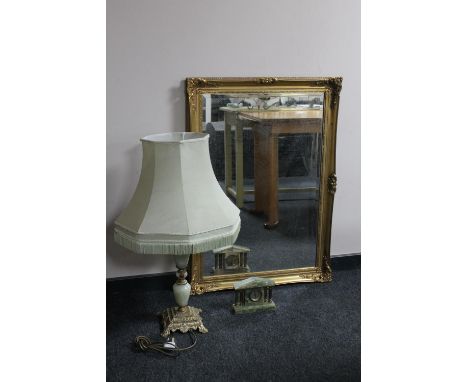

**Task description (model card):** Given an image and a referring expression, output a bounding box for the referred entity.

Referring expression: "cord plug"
[135,331,197,357]
[163,337,176,349]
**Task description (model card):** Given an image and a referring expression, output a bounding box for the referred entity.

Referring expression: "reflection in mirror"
[202,92,324,277]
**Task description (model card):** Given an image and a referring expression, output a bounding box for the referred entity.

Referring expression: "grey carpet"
[107,256,360,382]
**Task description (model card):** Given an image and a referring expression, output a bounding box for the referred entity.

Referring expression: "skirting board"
[106,253,361,287]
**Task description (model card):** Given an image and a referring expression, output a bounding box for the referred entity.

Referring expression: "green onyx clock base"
[232,301,276,314]
[159,306,208,337]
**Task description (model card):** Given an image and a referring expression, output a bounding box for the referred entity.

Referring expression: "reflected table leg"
[253,125,279,229]
[253,129,266,214]
[224,117,232,194]
[264,131,279,229]
[235,120,244,208]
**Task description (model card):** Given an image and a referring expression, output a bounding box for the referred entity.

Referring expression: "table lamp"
[114,132,241,336]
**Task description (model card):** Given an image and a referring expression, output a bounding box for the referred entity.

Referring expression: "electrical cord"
[135,331,197,357]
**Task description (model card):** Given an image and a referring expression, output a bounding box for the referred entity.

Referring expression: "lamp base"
[160,306,208,337]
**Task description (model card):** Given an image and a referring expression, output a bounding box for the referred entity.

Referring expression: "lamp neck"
[175,254,190,285]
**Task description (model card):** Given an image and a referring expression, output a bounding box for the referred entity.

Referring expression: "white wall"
[107,0,361,278]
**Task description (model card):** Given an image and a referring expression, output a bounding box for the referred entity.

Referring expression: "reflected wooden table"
[240,109,322,229]
[222,107,322,228]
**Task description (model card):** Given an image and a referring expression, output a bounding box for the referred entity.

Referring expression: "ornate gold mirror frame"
[186,77,342,294]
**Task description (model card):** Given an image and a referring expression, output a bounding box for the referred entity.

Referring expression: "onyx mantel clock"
[232,277,275,314]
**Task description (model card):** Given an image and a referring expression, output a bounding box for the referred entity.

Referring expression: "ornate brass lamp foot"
[159,254,208,337]
[160,306,208,337]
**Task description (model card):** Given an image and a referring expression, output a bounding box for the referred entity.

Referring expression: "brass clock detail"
[232,277,276,314]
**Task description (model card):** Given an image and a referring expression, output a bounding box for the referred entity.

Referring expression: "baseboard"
[331,252,361,258]
[331,253,360,270]
[107,254,360,293]
[107,271,174,282]
[106,253,361,281]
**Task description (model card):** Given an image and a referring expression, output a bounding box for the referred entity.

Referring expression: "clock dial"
[249,289,262,302]
[225,253,240,269]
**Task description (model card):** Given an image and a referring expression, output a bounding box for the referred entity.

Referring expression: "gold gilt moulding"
[186,77,342,294]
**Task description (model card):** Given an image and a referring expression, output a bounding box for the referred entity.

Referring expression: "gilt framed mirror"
[186,77,342,294]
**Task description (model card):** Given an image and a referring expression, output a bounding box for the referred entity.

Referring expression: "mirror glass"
[201,92,325,277]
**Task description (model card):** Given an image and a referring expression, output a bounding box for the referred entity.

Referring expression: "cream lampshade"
[114,132,240,336]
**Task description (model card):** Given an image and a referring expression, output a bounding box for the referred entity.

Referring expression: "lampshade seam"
[179,141,190,235]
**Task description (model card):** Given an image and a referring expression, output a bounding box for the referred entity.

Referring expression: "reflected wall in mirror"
[186,78,342,294]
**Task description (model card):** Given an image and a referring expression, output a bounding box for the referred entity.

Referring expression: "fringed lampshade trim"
[114,221,241,255]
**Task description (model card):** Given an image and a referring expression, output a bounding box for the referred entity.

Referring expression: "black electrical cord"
[135,331,197,357]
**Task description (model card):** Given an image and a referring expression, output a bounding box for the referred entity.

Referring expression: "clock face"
[249,289,262,302]
[225,253,240,269]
